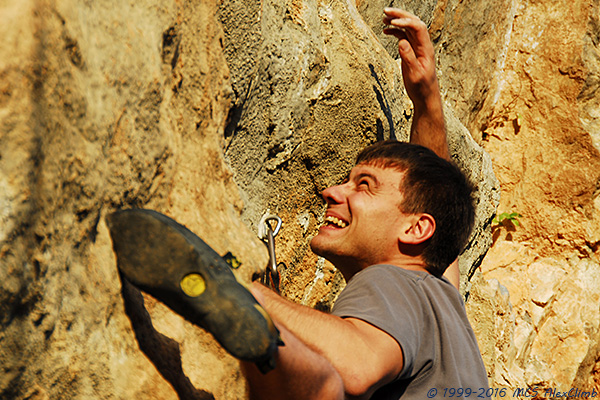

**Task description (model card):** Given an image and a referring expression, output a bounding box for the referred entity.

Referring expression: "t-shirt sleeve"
[331,266,425,379]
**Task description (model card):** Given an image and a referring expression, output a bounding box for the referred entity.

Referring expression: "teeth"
[325,216,348,228]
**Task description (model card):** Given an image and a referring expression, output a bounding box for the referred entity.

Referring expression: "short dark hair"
[356,140,475,276]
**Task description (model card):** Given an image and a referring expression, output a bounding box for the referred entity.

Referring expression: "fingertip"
[383,7,401,17]
[399,40,411,54]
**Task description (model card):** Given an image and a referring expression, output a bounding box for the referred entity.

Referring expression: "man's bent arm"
[250,282,403,400]
[383,8,449,161]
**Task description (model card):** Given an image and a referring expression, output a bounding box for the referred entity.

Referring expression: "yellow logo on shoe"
[180,273,206,297]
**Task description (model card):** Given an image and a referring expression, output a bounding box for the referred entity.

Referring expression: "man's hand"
[382,8,438,109]
[383,8,449,160]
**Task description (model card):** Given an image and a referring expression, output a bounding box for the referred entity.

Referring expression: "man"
[107,8,488,400]
[241,8,488,399]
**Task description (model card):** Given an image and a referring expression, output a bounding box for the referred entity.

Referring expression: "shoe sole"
[106,209,279,372]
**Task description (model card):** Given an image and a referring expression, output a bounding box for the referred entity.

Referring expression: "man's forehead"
[344,163,405,186]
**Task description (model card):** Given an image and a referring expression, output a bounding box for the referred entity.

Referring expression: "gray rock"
[445,107,500,292]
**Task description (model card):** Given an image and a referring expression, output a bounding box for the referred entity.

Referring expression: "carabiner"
[258,213,282,293]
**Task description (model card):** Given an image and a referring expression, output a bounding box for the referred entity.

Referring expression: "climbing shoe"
[106,208,281,373]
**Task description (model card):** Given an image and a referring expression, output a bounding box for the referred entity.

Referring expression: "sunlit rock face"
[8,0,600,397]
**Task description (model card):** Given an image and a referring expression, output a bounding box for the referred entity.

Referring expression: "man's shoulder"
[351,264,454,290]
[342,264,465,314]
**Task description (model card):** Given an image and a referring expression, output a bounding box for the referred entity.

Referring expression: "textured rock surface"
[0,0,263,398]
[470,243,600,392]
[17,0,600,397]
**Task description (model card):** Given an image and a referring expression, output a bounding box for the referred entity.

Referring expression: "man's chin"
[309,235,332,259]
[309,236,323,256]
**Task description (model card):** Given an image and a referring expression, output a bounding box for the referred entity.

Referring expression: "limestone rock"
[465,275,516,387]
[0,0,263,398]
[0,0,499,398]
[470,242,600,392]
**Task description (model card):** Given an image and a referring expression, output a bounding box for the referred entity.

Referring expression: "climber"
[240,8,489,400]
[107,7,488,400]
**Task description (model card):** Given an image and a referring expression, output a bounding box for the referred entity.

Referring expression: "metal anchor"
[258,213,282,293]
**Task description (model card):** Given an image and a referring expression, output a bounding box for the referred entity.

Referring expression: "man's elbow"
[341,370,382,400]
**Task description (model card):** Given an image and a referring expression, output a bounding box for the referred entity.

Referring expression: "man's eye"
[358,180,369,187]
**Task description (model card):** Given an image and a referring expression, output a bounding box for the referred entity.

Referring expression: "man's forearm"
[382,8,450,161]
[251,283,358,359]
[249,283,401,399]
[409,82,450,160]
[242,323,344,400]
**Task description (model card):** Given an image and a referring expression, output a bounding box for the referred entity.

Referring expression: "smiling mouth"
[324,215,348,228]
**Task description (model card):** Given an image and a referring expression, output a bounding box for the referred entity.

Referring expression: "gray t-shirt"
[331,264,489,399]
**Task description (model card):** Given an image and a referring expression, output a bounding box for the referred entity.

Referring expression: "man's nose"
[322,183,345,205]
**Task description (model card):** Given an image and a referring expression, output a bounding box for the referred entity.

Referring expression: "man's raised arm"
[383,8,450,161]
[384,9,460,288]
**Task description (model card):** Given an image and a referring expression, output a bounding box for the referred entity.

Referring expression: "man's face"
[310,163,410,274]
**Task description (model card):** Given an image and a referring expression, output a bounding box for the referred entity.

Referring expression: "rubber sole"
[106,209,280,372]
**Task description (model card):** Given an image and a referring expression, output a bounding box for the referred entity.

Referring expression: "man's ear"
[398,214,436,245]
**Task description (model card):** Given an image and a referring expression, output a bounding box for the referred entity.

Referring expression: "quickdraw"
[258,213,282,293]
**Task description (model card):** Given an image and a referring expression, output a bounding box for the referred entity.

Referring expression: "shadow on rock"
[120,278,215,400]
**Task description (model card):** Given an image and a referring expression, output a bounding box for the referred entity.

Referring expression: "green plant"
[493,211,523,227]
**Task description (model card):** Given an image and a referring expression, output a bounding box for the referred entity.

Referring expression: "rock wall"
[3,0,598,398]
[1,0,265,398]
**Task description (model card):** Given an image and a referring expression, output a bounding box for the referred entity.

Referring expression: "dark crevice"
[162,25,181,70]
[376,119,384,142]
[3,287,42,327]
[64,34,84,69]
[44,327,55,340]
[224,103,244,141]
[369,63,396,140]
